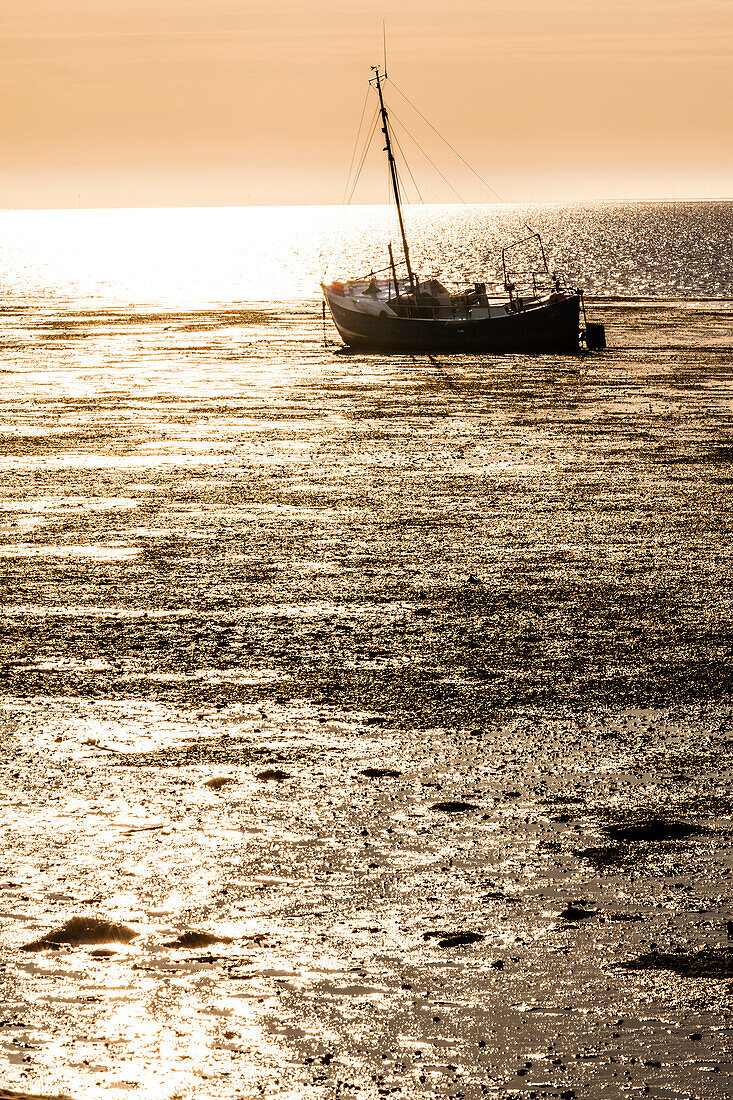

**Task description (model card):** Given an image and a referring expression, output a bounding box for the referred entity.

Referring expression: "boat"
[322,67,605,355]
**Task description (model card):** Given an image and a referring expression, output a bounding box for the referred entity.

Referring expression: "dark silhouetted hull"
[326,293,581,354]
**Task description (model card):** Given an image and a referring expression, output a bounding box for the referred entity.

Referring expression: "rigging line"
[388,79,506,203]
[346,108,381,206]
[342,84,372,204]
[346,105,379,206]
[388,123,425,205]
[387,148,392,251]
[388,107,465,204]
[394,164,414,212]
[349,108,380,205]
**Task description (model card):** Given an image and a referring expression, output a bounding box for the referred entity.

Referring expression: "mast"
[371,66,415,293]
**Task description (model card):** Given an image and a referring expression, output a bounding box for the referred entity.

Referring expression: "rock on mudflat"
[360,768,402,778]
[431,800,480,813]
[20,917,138,952]
[559,902,597,921]
[163,930,233,948]
[438,932,485,948]
[0,1092,75,1100]
[423,930,485,947]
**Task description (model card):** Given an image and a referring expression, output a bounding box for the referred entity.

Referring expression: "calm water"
[1,200,732,304]
[1,203,733,1100]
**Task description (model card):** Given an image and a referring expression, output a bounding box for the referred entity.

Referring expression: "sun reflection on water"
[1,201,732,306]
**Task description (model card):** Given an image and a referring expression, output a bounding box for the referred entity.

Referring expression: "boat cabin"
[327,274,568,323]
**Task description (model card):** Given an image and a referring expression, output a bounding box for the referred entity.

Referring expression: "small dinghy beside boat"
[322,67,605,355]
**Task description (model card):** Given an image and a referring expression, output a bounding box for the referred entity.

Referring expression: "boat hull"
[325,292,582,354]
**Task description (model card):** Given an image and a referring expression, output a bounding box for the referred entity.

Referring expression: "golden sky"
[2,0,731,208]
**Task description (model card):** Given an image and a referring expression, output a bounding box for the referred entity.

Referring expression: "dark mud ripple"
[601,819,707,842]
[620,947,733,978]
[21,917,138,952]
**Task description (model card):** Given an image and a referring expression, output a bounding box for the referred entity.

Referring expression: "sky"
[1,0,732,208]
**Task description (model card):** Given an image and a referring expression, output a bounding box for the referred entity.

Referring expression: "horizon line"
[2,196,733,215]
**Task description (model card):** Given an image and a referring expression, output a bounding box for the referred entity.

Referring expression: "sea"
[1,201,732,1100]
[2,200,733,303]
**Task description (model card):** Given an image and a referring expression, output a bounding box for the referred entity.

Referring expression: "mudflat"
[1,298,732,1098]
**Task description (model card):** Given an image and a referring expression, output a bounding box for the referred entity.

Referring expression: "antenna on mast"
[383,19,387,78]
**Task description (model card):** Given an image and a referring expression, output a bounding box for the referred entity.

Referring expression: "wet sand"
[1,297,733,1098]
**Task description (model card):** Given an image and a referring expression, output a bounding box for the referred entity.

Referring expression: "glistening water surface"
[2,201,733,303]
[1,203,733,1100]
